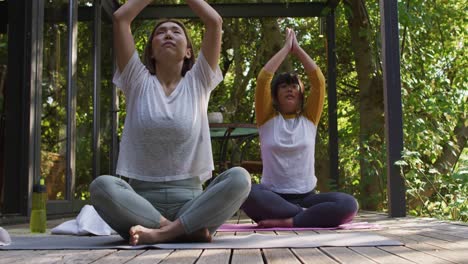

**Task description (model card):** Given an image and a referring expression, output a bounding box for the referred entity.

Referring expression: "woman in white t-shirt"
[241,28,358,228]
[89,0,250,245]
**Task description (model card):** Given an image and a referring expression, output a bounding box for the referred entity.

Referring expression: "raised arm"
[291,32,325,125]
[256,29,294,126]
[291,31,319,73]
[113,0,152,72]
[263,28,293,73]
[187,0,222,70]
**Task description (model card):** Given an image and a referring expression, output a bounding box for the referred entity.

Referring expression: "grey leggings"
[89,167,251,240]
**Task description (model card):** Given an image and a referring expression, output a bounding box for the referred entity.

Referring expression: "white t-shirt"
[259,115,318,193]
[113,51,223,182]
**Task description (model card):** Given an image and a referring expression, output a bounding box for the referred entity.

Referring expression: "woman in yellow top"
[241,29,358,228]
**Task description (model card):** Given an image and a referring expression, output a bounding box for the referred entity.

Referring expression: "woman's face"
[276,83,302,115]
[151,22,191,63]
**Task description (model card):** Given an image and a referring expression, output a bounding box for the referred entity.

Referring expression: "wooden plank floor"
[1,211,467,264]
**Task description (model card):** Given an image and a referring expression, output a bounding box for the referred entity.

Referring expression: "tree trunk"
[222,18,289,122]
[434,120,468,175]
[345,0,385,210]
[260,19,292,73]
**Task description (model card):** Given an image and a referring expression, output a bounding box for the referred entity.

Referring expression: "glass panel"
[41,0,68,200]
[75,21,93,200]
[100,22,113,177]
[0,15,7,208]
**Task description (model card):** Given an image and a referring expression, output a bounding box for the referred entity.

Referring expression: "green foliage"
[397,150,468,222]
[40,18,114,200]
[396,0,467,221]
[15,0,464,221]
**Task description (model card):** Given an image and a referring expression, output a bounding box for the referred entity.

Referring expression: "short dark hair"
[271,72,305,113]
[143,19,195,76]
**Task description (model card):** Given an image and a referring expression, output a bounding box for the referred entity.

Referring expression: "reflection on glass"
[75,21,93,201]
[100,22,113,177]
[41,0,116,201]
[41,1,68,200]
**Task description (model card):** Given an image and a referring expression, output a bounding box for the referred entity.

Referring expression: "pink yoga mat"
[217,222,381,232]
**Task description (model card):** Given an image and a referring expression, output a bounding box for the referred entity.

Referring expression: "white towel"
[0,227,11,246]
[51,205,116,236]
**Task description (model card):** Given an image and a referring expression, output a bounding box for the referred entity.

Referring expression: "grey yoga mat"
[0,233,402,250]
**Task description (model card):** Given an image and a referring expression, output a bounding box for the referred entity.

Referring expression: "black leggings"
[241,184,359,227]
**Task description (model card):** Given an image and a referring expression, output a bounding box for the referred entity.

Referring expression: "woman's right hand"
[113,0,152,72]
[262,28,294,73]
[283,28,294,52]
[187,0,223,71]
[291,29,300,56]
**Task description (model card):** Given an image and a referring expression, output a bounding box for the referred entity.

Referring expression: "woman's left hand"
[291,30,300,56]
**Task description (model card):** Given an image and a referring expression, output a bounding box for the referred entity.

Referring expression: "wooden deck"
[1,211,467,263]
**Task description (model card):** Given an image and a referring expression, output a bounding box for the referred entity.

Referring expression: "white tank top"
[259,115,317,193]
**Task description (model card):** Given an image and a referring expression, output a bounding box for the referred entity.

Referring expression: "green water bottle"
[30,178,47,233]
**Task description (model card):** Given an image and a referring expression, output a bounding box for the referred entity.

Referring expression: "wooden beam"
[138,3,327,19]
[45,2,329,22]
[380,0,406,217]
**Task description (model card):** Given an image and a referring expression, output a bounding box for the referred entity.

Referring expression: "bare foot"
[129,218,185,246]
[176,228,212,243]
[128,218,213,245]
[258,218,293,228]
[129,225,164,245]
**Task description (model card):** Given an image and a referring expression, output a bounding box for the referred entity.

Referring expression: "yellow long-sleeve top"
[255,68,325,193]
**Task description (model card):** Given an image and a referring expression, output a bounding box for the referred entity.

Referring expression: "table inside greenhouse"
[209,123,258,171]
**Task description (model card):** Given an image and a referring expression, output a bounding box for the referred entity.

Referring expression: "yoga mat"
[217,222,381,232]
[0,233,402,250]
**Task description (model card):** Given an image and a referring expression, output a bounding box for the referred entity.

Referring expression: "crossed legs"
[90,167,250,245]
[241,184,359,228]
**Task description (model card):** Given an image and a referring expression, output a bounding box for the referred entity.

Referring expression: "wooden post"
[380,0,406,217]
[326,11,339,188]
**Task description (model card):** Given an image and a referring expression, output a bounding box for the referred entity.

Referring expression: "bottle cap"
[33,178,47,193]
